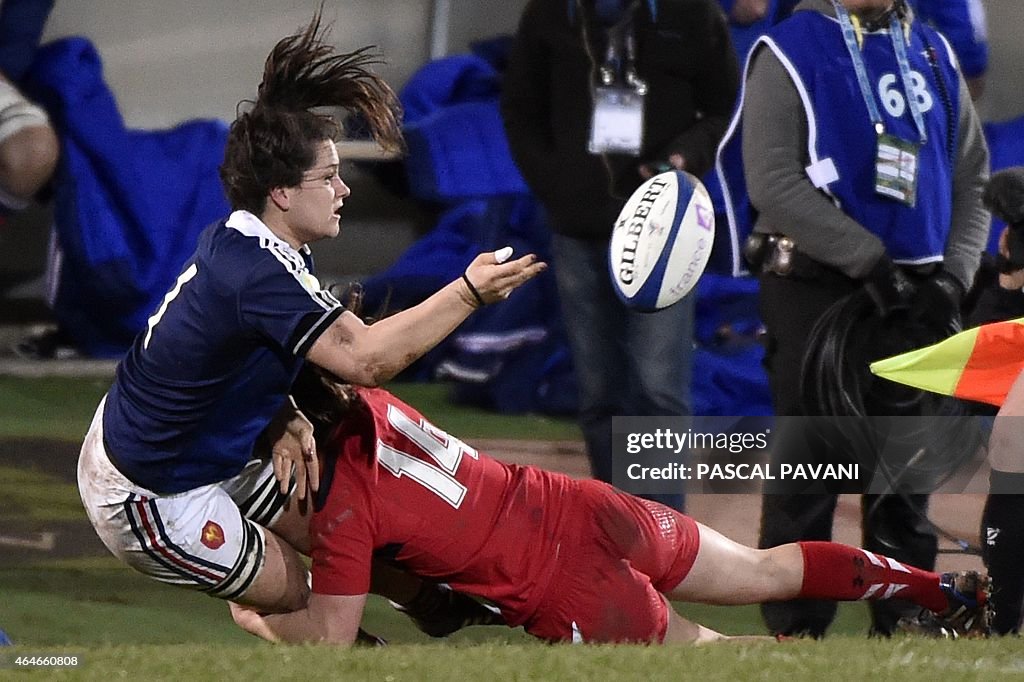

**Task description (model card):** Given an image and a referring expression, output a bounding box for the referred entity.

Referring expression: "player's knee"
[288,574,311,611]
[988,430,1024,473]
[265,498,312,555]
[275,557,311,612]
[0,79,57,201]
[0,123,58,199]
[234,528,311,613]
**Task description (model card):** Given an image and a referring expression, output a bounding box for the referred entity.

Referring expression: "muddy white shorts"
[78,397,293,599]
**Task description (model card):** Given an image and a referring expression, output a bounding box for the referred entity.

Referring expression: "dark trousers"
[757,272,938,636]
[551,234,693,511]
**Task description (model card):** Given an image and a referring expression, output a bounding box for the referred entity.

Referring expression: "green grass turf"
[0,457,870,650]
[0,377,110,441]
[2,638,1024,681]
[0,376,581,442]
[1,548,876,656]
[1,555,874,648]
[4,377,1018,679]
[0,466,83,522]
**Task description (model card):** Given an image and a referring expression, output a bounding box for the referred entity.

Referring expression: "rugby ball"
[609,170,715,311]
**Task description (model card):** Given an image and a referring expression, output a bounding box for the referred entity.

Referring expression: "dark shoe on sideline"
[12,327,81,360]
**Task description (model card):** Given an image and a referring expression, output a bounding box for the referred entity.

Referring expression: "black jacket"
[501,0,738,240]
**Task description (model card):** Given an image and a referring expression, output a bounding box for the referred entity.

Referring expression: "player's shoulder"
[203,210,313,284]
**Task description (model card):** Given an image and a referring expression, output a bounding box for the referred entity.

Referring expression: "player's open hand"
[268,397,319,500]
[460,247,547,307]
[229,602,277,642]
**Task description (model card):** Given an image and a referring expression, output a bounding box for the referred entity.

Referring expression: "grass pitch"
[3,638,1023,681]
[1,376,1023,680]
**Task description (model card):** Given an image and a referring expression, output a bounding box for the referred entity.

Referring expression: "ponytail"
[220,6,403,214]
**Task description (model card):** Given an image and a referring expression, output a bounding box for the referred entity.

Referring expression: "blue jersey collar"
[225,210,312,256]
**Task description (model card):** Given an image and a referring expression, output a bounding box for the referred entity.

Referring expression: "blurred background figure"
[0,0,57,227]
[501,0,739,511]
[912,0,988,100]
[971,167,1024,635]
[717,0,990,637]
[718,0,987,101]
[3,0,234,360]
[0,72,56,218]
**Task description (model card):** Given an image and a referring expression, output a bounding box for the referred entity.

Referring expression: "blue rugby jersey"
[102,211,343,493]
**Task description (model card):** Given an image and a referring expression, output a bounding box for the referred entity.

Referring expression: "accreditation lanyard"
[588,1,647,156]
[832,1,926,206]
[598,7,645,92]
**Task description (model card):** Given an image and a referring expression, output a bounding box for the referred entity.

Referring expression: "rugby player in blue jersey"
[77,10,545,621]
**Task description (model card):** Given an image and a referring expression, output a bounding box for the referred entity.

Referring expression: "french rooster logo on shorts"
[201,520,226,550]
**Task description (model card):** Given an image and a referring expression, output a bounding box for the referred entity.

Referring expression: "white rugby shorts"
[78,397,293,599]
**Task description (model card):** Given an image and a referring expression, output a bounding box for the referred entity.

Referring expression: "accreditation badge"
[588,86,645,156]
[874,133,919,207]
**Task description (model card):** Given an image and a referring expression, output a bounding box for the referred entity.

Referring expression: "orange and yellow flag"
[869,318,1024,407]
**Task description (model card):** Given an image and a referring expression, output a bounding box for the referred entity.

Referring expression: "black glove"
[393,581,506,638]
[863,256,916,318]
[913,270,965,334]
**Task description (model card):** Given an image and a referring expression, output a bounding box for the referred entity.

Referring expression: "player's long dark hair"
[291,363,364,452]
[220,6,403,214]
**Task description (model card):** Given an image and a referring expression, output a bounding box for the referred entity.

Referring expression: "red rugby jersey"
[310,387,582,626]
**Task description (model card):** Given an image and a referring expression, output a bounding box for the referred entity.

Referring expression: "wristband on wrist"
[461,273,486,307]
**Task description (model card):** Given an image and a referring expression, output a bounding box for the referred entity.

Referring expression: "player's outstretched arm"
[307,250,546,386]
[663,605,726,645]
[229,593,367,645]
[663,606,774,645]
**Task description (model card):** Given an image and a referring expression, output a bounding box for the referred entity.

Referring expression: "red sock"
[797,541,946,613]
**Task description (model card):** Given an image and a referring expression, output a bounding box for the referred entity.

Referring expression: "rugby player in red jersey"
[229,369,990,644]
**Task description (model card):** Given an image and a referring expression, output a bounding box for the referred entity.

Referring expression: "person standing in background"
[968,168,1024,635]
[717,0,990,637]
[502,0,739,511]
[911,0,988,100]
[719,0,988,99]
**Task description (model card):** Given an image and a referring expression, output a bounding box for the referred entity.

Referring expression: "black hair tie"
[461,273,486,307]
